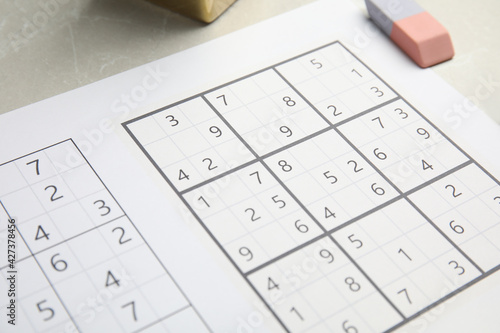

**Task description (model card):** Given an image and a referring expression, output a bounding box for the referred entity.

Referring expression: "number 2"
[445,184,462,198]
[202,158,218,171]
[44,185,63,202]
[347,160,363,173]
[112,227,132,245]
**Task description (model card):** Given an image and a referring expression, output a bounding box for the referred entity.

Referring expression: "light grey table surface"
[0,0,499,124]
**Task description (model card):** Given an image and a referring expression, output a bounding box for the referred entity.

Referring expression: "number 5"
[37,300,55,321]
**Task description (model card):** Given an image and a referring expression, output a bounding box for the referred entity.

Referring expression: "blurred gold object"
[148,0,237,23]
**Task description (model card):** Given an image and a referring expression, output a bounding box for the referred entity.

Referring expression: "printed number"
[122,301,137,321]
[249,171,262,184]
[319,249,334,263]
[398,248,412,261]
[398,288,412,304]
[268,277,280,290]
[328,105,342,117]
[348,234,363,248]
[416,127,430,139]
[445,184,463,198]
[278,160,292,172]
[44,185,63,202]
[165,115,179,127]
[202,157,218,171]
[422,159,434,170]
[209,126,222,137]
[345,277,361,292]
[27,159,40,175]
[280,125,293,137]
[178,169,190,181]
[448,260,465,275]
[371,116,384,129]
[93,200,111,216]
[245,208,261,222]
[342,320,358,333]
[347,160,363,173]
[51,253,68,272]
[371,86,384,97]
[283,96,296,107]
[295,220,309,233]
[35,225,50,241]
[310,58,322,69]
[239,247,253,261]
[394,108,408,119]
[112,227,132,245]
[290,307,304,321]
[449,220,464,234]
[217,94,227,106]
[37,300,55,321]
[351,68,362,78]
[105,270,120,288]
[371,183,385,196]
[324,207,336,219]
[271,195,286,208]
[373,148,387,160]
[198,196,210,207]
[323,171,338,184]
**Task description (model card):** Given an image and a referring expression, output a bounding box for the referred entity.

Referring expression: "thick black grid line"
[272,49,486,276]
[70,139,212,332]
[122,41,500,333]
[0,139,211,333]
[201,92,405,321]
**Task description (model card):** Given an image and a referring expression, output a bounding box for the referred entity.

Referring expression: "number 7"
[371,116,384,129]
[397,288,412,304]
[122,301,137,321]
[249,171,262,184]
[26,159,40,175]
[216,94,227,106]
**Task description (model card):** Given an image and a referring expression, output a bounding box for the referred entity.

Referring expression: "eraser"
[365,0,454,68]
[147,0,236,23]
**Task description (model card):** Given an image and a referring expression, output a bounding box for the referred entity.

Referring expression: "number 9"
[239,247,253,261]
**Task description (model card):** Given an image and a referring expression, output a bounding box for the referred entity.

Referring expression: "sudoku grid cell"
[0,140,209,333]
[124,41,500,333]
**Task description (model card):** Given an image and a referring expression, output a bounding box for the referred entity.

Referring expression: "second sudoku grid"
[124,41,500,333]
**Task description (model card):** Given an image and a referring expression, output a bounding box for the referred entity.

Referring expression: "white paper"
[1,0,500,332]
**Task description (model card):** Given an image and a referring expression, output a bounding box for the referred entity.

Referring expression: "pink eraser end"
[366,0,454,68]
[390,11,454,68]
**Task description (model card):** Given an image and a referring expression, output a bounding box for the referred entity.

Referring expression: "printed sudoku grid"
[0,139,210,333]
[123,42,500,333]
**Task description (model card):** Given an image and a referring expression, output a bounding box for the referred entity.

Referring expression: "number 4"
[178,169,190,181]
[35,225,50,241]
[422,159,433,170]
